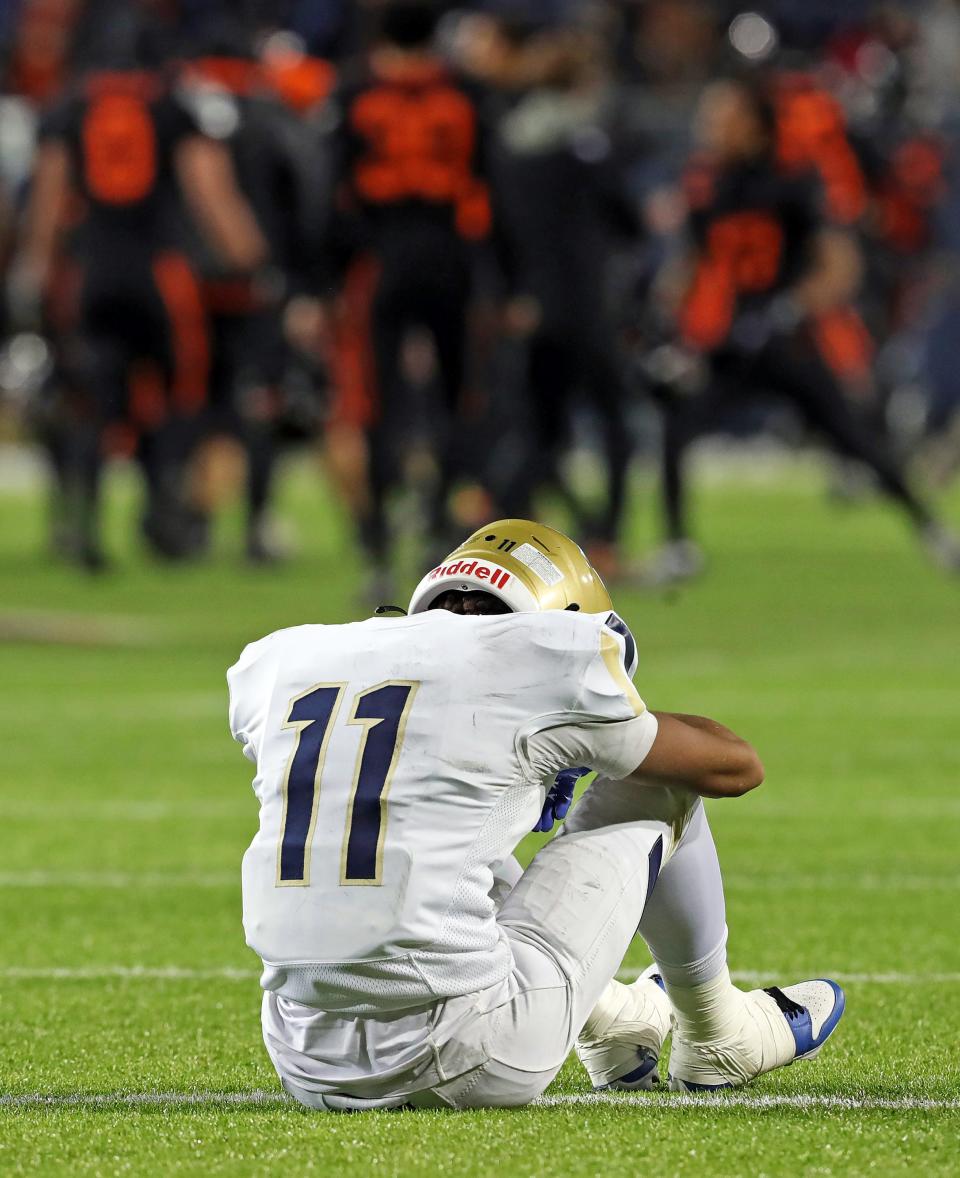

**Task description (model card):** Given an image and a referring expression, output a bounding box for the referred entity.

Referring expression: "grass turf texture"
[1,455,959,1175]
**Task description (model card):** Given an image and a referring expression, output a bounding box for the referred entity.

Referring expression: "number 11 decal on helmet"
[408,519,615,615]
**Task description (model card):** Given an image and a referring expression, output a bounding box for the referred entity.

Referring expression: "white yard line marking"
[3,870,958,891]
[6,797,960,823]
[0,1092,286,1108]
[616,968,960,985]
[6,798,960,824]
[722,875,960,892]
[0,609,167,648]
[2,965,960,985]
[0,1091,956,1112]
[5,801,245,822]
[741,800,960,820]
[0,966,255,981]
[537,1094,960,1111]
[0,872,237,888]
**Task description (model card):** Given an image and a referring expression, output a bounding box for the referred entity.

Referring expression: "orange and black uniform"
[40,68,209,557]
[660,154,929,542]
[773,72,868,230]
[324,57,490,557]
[184,56,324,549]
[680,162,820,355]
[489,108,643,544]
[860,133,945,356]
[774,72,887,394]
[43,70,208,426]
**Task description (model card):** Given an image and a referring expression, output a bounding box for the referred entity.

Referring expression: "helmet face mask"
[429,589,513,615]
[408,519,613,616]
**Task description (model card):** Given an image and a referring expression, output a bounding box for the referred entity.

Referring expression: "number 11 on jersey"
[276,681,418,887]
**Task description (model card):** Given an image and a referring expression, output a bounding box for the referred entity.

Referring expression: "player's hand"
[728,295,804,354]
[5,259,44,332]
[503,294,542,337]
[284,295,331,355]
[639,342,708,400]
[533,767,590,833]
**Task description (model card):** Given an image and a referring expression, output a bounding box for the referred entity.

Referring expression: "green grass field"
[1,454,959,1176]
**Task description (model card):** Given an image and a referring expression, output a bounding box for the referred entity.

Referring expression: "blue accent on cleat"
[598,1050,660,1091]
[673,1079,732,1091]
[770,979,845,1059]
[763,980,845,1060]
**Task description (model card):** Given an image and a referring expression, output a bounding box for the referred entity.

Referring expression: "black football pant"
[505,323,632,545]
[61,251,207,560]
[660,333,931,543]
[207,307,288,535]
[362,264,471,560]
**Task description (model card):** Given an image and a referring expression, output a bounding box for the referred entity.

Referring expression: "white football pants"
[276,780,727,1111]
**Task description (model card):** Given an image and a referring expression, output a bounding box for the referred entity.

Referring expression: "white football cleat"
[921,522,960,573]
[668,979,845,1091]
[576,966,673,1091]
[634,540,706,588]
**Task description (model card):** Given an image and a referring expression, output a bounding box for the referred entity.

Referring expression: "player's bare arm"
[174,136,269,272]
[7,140,70,310]
[791,226,862,315]
[627,711,764,799]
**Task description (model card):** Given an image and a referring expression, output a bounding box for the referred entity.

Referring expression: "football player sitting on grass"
[228,519,844,1110]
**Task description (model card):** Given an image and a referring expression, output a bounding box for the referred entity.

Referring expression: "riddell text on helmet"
[428,561,512,589]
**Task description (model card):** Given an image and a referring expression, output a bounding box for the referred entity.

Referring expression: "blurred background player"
[642,73,959,584]
[1,0,959,585]
[179,18,327,564]
[317,0,492,600]
[472,16,644,577]
[7,11,267,568]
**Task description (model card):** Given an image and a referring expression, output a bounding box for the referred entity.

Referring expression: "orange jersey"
[680,157,820,351]
[40,70,199,248]
[335,60,490,242]
[774,73,867,226]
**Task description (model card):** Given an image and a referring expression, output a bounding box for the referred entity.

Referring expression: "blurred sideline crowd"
[3,0,960,598]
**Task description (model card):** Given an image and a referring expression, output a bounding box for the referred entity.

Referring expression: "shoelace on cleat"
[763,986,805,1021]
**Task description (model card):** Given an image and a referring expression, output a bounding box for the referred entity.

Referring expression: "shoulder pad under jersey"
[603,611,638,678]
[175,82,240,140]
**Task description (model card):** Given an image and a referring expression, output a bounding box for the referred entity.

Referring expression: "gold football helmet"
[408,519,613,614]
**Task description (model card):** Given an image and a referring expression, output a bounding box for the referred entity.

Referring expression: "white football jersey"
[228,609,657,1013]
